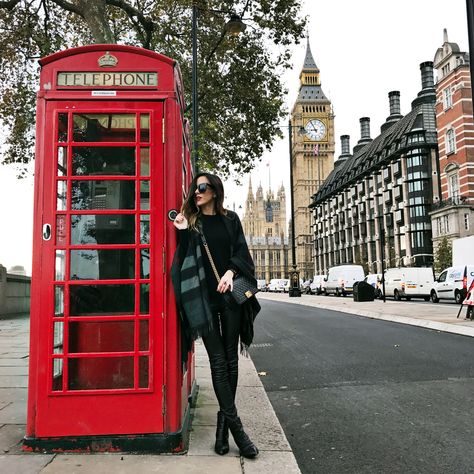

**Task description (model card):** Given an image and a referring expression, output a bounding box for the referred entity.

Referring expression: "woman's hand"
[217,270,234,293]
[173,213,188,230]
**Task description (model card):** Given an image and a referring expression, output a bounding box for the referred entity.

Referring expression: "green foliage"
[435,236,452,274]
[0,0,306,178]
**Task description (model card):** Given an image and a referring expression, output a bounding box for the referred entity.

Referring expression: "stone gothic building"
[290,38,335,279]
[241,179,289,282]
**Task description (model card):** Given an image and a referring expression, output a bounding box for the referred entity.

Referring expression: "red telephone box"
[24,45,195,452]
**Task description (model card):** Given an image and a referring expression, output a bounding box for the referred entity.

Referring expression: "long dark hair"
[181,172,227,230]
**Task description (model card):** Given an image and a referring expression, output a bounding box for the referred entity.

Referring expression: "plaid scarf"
[171,230,214,340]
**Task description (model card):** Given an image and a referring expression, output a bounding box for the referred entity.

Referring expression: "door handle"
[167,209,178,221]
[43,223,52,241]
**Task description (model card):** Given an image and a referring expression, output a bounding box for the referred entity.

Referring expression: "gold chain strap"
[201,240,221,284]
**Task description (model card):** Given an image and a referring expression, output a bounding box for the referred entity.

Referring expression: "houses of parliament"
[241,179,290,282]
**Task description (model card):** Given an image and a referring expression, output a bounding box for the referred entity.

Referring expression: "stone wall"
[0,265,31,317]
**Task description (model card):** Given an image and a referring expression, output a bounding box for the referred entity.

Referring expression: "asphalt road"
[249,299,474,474]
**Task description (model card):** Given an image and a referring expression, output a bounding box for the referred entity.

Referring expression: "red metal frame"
[26,45,194,449]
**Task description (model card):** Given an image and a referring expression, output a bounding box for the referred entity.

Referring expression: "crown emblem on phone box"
[98,52,118,68]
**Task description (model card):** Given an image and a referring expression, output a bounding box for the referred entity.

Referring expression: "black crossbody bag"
[200,233,259,305]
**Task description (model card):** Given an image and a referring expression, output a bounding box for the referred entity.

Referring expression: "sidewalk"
[0,314,301,474]
[258,292,474,338]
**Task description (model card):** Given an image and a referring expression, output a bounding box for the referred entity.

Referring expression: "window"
[409,206,426,218]
[437,217,444,235]
[465,213,470,231]
[444,215,450,233]
[443,87,452,109]
[408,181,424,193]
[411,231,425,248]
[448,172,460,199]
[442,63,451,77]
[438,270,447,283]
[446,128,456,154]
[265,202,273,222]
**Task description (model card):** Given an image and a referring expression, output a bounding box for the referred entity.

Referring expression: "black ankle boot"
[215,411,229,455]
[227,416,259,459]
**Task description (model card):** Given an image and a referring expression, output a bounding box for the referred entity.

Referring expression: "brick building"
[430,29,474,249]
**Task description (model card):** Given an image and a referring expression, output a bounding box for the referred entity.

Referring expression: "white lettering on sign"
[91,90,117,97]
[57,72,158,87]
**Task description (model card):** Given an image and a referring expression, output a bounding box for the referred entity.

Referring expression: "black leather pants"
[202,303,241,419]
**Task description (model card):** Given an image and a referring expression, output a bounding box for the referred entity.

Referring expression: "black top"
[200,214,232,305]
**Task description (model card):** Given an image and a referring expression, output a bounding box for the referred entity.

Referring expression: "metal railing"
[431,196,469,211]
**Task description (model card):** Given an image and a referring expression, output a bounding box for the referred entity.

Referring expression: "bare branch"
[49,0,83,16]
[106,0,153,29]
[106,0,154,47]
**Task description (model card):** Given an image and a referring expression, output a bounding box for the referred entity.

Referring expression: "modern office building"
[309,62,441,275]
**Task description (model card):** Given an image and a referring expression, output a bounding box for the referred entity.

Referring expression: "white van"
[383,267,434,301]
[309,275,326,295]
[268,279,281,292]
[324,265,365,296]
[430,265,474,304]
[257,279,267,292]
[280,279,290,293]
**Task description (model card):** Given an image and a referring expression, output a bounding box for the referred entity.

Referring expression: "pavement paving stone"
[187,424,239,457]
[0,375,28,388]
[0,388,28,405]
[243,451,301,474]
[192,404,218,427]
[0,424,25,453]
[194,386,218,407]
[0,366,29,376]
[0,401,27,424]
[41,453,242,473]
[0,359,29,367]
[0,453,55,474]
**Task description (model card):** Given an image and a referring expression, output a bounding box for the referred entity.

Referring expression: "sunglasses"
[196,182,214,194]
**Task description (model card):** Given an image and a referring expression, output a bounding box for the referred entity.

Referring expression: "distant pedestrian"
[171,172,260,459]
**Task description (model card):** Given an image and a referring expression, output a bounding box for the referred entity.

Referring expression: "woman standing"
[171,172,260,459]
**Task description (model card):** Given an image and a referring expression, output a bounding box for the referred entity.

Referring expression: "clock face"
[305,119,326,141]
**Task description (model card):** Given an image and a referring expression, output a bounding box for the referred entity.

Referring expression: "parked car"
[383,267,434,301]
[324,265,365,296]
[364,273,382,298]
[430,265,474,303]
[257,279,268,292]
[309,275,326,295]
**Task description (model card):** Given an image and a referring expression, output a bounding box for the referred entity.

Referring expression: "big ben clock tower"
[291,38,335,279]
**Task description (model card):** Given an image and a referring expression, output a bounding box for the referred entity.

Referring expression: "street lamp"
[191,6,246,173]
[378,216,386,303]
[288,120,306,297]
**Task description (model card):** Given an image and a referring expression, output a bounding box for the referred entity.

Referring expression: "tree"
[434,236,452,274]
[0,0,306,178]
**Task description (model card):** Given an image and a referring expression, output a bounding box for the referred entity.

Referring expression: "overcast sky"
[0,0,469,275]
[223,0,469,214]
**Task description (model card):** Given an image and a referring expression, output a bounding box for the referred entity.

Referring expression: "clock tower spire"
[290,37,335,279]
